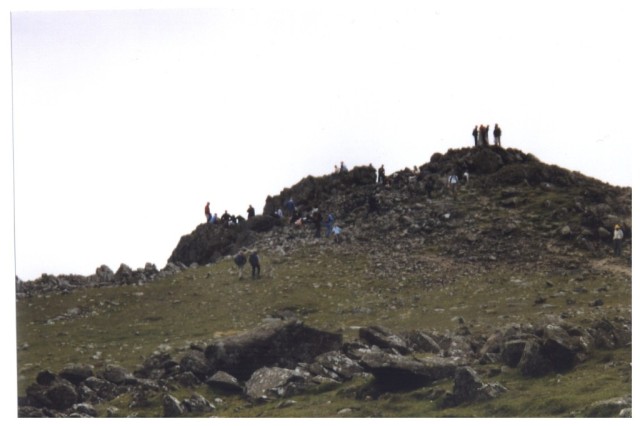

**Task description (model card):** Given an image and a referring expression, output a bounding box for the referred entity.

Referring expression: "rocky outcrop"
[204,318,343,380]
[16,262,187,297]
[18,316,631,417]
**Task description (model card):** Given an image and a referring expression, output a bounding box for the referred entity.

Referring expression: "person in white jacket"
[613,224,623,256]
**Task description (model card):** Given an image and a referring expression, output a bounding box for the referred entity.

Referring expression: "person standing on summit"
[493,123,502,146]
[205,202,212,223]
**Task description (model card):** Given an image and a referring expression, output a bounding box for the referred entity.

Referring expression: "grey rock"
[359,350,459,390]
[179,349,211,380]
[59,363,94,385]
[244,367,309,400]
[162,394,184,417]
[358,325,411,354]
[206,371,244,393]
[204,318,342,380]
[182,393,215,414]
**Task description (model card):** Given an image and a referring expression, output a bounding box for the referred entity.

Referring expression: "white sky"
[5,0,639,281]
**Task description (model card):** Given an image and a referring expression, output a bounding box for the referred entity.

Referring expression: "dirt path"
[590,257,632,279]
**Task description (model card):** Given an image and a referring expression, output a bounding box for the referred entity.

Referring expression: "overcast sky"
[6,0,638,281]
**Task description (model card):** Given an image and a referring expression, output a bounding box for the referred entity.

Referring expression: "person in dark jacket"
[247,205,255,219]
[249,251,261,279]
[493,123,502,146]
[234,251,247,279]
[378,165,386,184]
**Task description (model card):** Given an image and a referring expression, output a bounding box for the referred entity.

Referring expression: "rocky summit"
[15,146,632,418]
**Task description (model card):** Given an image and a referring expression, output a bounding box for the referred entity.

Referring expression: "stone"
[45,380,78,410]
[310,350,365,381]
[179,350,211,380]
[162,394,184,417]
[359,350,459,390]
[204,318,342,380]
[182,393,215,413]
[244,367,309,400]
[101,364,133,385]
[206,371,244,393]
[358,325,411,355]
[59,363,94,385]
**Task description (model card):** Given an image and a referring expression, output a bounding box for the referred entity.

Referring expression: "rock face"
[204,318,343,380]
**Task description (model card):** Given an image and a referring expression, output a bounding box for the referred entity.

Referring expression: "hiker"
[425,175,435,199]
[234,251,247,279]
[378,164,386,184]
[482,125,490,146]
[448,172,459,199]
[210,212,218,224]
[325,212,335,237]
[472,125,479,147]
[493,123,502,146]
[247,204,255,219]
[221,210,231,225]
[312,208,323,238]
[340,161,348,173]
[249,251,261,279]
[613,224,624,256]
[332,225,343,243]
[285,198,295,216]
[463,170,470,185]
[205,202,212,223]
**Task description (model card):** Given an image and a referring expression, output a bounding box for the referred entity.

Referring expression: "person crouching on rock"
[249,251,261,279]
[234,250,247,279]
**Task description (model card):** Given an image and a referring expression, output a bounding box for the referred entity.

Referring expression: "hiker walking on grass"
[613,224,624,256]
[249,251,261,279]
[234,251,247,279]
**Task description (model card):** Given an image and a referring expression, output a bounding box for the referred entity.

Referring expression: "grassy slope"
[16,249,631,417]
[15,175,632,417]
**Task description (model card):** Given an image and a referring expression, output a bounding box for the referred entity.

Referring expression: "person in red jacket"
[205,202,212,223]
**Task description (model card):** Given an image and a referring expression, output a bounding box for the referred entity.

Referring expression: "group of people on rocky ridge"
[473,123,501,147]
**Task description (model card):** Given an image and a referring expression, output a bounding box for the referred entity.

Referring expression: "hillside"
[15,146,632,418]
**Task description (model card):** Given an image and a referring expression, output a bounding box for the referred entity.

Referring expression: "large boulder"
[442,366,508,407]
[168,223,248,266]
[359,350,459,390]
[59,363,94,385]
[204,319,342,380]
[206,371,244,393]
[518,340,552,377]
[358,325,411,355]
[244,367,310,400]
[308,350,365,381]
[179,350,211,380]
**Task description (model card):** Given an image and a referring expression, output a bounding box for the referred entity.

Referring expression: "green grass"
[15,240,631,417]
